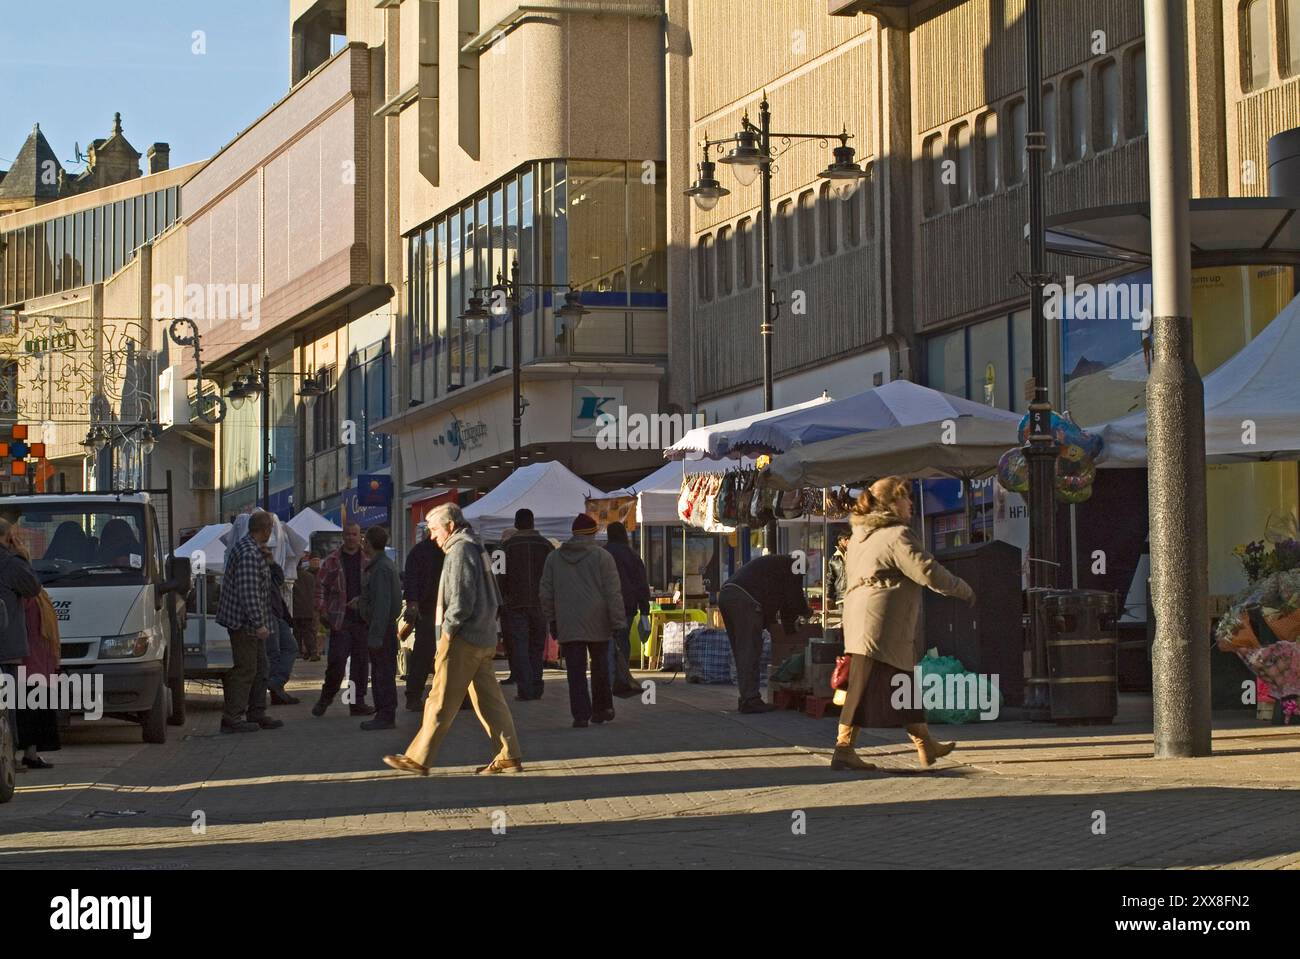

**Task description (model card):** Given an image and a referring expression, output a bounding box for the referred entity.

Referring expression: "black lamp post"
[224,350,330,510]
[460,258,588,473]
[686,97,871,548]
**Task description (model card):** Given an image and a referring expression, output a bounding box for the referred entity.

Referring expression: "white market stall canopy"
[286,507,342,539]
[726,380,1022,457]
[174,524,231,571]
[1098,292,1300,466]
[664,395,834,460]
[463,461,607,541]
[767,417,1022,490]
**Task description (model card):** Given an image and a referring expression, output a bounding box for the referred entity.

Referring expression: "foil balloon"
[997,447,1029,493]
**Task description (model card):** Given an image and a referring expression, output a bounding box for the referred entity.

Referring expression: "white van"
[0,488,191,747]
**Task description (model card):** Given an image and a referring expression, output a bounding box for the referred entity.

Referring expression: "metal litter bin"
[1044,590,1118,724]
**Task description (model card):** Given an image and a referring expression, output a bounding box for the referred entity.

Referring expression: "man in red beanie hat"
[539,513,625,727]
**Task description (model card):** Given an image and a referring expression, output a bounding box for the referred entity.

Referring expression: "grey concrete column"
[1144,0,1212,758]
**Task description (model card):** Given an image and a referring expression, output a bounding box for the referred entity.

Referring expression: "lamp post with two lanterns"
[458,258,590,473]
[684,96,871,547]
[223,351,329,510]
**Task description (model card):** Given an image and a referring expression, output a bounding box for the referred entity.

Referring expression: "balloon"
[1055,482,1094,504]
[997,447,1029,493]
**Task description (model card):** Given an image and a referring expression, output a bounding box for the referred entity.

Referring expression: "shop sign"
[572,384,625,438]
[436,415,488,461]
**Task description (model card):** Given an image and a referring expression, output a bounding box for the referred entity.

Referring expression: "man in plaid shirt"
[216,511,283,733]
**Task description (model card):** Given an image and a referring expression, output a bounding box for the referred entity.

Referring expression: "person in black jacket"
[718,553,813,713]
[402,523,445,711]
[499,508,554,701]
[604,522,650,695]
[1,519,46,773]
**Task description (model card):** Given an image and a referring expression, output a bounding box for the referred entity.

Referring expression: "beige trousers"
[404,636,521,767]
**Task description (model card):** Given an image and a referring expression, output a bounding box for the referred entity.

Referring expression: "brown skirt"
[840,653,923,728]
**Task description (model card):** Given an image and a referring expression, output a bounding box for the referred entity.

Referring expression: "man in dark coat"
[0,519,41,666]
[498,508,554,701]
[359,526,402,730]
[603,521,649,696]
[718,553,813,713]
[402,523,445,711]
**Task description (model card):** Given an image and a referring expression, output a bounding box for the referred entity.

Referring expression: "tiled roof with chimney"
[0,123,63,201]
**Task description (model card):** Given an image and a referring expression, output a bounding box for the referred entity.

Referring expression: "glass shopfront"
[0,186,180,307]
[405,160,667,407]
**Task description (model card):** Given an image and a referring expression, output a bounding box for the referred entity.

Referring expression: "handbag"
[831,654,852,691]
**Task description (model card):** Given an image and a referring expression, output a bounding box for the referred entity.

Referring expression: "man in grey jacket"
[359,526,402,730]
[383,503,523,776]
[540,513,626,728]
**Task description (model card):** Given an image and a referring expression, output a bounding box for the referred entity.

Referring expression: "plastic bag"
[915,652,1001,725]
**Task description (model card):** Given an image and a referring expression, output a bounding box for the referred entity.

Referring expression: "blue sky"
[0,0,289,172]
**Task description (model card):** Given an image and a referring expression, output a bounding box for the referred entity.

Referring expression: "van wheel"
[167,675,186,726]
[142,683,169,744]
[0,713,15,803]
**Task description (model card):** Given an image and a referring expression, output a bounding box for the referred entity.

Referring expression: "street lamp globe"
[228,378,247,411]
[297,375,325,411]
[489,283,511,317]
[684,158,730,212]
[718,129,768,187]
[819,142,871,202]
[139,427,157,456]
[91,426,108,452]
[460,295,490,336]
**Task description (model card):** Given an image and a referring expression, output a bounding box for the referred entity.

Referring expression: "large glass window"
[347,341,391,474]
[629,161,666,304]
[951,122,974,206]
[776,199,794,272]
[698,234,714,301]
[819,183,838,256]
[1097,59,1121,150]
[569,160,629,304]
[1130,46,1148,137]
[738,217,753,288]
[968,315,1010,409]
[1007,98,1027,185]
[926,330,966,397]
[798,189,816,265]
[1065,74,1088,162]
[716,225,732,295]
[312,365,338,454]
[924,133,946,216]
[1245,0,1272,90]
[448,209,464,387]
[1011,308,1032,414]
[977,112,999,196]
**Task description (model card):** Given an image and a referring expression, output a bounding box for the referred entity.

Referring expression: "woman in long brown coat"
[833,477,975,771]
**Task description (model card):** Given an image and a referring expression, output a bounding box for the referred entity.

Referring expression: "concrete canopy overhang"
[1045,198,1300,268]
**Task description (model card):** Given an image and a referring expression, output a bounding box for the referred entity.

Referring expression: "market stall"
[463,460,606,541]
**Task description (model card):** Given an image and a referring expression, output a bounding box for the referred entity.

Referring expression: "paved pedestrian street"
[3,660,1298,870]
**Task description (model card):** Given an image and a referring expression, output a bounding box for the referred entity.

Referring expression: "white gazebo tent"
[1098,292,1300,465]
[174,523,232,572]
[286,506,342,540]
[463,460,607,541]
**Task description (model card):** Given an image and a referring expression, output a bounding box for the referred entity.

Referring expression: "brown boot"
[831,725,877,771]
[905,723,956,767]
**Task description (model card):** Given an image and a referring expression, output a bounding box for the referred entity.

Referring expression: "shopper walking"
[313,522,374,717]
[401,523,444,711]
[718,553,813,714]
[216,511,283,733]
[603,521,649,696]
[540,514,625,728]
[834,477,975,772]
[383,504,522,776]
[359,526,401,730]
[499,508,554,701]
[293,552,321,660]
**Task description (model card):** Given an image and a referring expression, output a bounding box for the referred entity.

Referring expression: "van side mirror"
[165,555,193,596]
